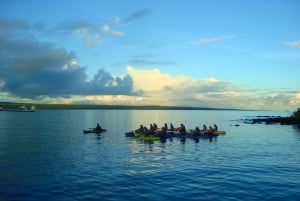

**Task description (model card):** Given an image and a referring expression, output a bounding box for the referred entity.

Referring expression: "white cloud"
[195,35,236,45]
[284,40,300,48]
[102,24,124,37]
[62,60,78,70]
[74,27,103,46]
[125,66,246,107]
[126,66,192,91]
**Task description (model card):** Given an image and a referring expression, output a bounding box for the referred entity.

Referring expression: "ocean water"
[0,109,299,201]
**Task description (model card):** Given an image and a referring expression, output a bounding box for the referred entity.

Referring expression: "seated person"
[94,123,102,131]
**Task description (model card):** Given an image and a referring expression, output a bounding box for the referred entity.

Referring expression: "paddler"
[179,123,186,135]
[136,125,144,133]
[95,123,102,131]
[213,124,218,131]
[194,127,200,134]
[164,123,168,131]
[169,123,175,131]
[202,124,207,131]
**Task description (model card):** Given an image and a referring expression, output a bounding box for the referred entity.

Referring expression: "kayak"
[83,128,107,134]
[125,131,160,142]
[125,131,135,137]
[134,132,160,141]
[138,135,161,142]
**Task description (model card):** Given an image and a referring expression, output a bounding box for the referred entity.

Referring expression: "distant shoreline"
[0,102,249,111]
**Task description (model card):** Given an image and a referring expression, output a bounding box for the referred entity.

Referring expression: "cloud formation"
[1,17,299,110]
[195,35,236,45]
[55,20,124,46]
[0,19,135,99]
[124,66,300,110]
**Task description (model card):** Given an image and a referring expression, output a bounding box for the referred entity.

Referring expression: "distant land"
[0,102,247,111]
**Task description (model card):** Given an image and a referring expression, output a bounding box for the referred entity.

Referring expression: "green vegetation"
[292,108,300,122]
[0,102,242,110]
[249,108,300,125]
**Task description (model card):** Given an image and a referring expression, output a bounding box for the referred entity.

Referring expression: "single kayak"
[83,128,107,134]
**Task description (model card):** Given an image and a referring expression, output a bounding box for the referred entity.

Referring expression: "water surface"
[0,110,299,201]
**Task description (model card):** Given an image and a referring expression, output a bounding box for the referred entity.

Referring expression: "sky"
[0,0,299,111]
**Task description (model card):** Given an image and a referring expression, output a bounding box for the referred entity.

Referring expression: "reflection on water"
[293,124,300,132]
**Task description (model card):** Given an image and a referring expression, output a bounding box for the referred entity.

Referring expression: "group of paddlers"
[135,123,218,137]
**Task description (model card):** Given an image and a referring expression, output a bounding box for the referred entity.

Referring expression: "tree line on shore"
[249,108,300,125]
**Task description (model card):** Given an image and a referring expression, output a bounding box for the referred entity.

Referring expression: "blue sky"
[0,0,299,110]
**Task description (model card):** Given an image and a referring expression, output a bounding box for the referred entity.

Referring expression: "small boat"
[125,131,135,137]
[0,105,36,112]
[18,105,35,112]
[83,128,107,134]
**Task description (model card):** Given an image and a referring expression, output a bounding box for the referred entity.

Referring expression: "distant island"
[245,108,300,125]
[0,102,244,111]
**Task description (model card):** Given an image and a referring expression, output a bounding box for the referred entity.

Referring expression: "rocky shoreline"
[243,108,300,125]
[246,116,299,125]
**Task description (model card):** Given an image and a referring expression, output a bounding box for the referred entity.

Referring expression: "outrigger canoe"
[125,130,222,141]
[83,128,107,134]
[165,132,218,139]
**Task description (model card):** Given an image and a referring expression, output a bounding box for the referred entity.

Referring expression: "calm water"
[0,110,300,201]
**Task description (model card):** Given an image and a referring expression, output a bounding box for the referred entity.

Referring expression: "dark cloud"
[0,17,29,31]
[122,8,152,23]
[57,21,91,30]
[0,17,45,36]
[0,18,136,99]
[86,70,134,95]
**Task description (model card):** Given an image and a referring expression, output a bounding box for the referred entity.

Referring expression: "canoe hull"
[83,129,107,134]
